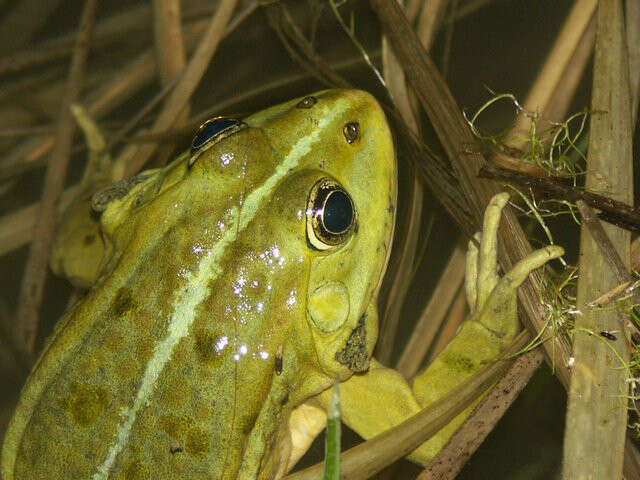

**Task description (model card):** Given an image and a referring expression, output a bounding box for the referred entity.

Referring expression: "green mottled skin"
[1,89,563,480]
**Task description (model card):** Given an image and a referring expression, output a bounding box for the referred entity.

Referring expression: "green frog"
[1,89,563,479]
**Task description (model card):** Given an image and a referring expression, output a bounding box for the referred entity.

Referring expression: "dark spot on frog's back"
[160,414,210,456]
[160,413,193,439]
[442,352,477,373]
[59,382,109,427]
[112,287,135,316]
[194,329,224,365]
[186,426,210,456]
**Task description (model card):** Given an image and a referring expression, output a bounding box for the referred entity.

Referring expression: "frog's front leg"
[313,192,563,465]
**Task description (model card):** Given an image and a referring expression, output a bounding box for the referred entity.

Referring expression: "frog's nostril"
[343,122,359,144]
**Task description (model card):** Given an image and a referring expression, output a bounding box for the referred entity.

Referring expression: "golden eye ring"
[306,178,357,251]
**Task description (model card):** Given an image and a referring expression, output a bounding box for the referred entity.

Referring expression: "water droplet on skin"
[220,152,234,166]
[215,336,229,353]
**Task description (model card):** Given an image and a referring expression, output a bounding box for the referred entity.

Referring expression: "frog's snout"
[307,281,350,333]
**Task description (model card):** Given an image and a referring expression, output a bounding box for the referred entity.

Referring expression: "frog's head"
[94,89,394,389]
[243,89,397,382]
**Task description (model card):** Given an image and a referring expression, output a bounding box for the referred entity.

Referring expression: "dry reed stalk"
[543,13,596,124]
[562,1,633,477]
[0,3,263,256]
[410,1,600,475]
[370,0,573,390]
[15,0,97,355]
[415,0,448,49]
[376,0,424,363]
[368,1,635,477]
[627,0,640,123]
[380,0,459,371]
[153,0,188,85]
[0,17,210,173]
[0,4,149,77]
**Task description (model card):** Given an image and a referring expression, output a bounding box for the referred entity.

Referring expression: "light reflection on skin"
[220,152,234,166]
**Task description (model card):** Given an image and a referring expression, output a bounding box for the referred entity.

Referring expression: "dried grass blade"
[153,0,189,166]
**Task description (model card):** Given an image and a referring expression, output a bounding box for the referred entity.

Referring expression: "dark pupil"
[192,118,239,151]
[323,190,353,234]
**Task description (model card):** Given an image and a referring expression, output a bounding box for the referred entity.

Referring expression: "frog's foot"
[465,192,564,338]
[50,105,114,288]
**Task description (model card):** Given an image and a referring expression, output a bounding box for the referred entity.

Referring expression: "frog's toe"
[465,232,481,312]
[476,245,563,335]
[476,192,510,308]
[485,245,564,309]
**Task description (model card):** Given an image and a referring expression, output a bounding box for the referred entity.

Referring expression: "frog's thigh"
[316,360,442,465]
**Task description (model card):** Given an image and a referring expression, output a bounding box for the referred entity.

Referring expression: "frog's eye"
[190,117,244,157]
[307,178,356,250]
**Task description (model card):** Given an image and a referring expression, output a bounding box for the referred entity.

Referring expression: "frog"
[1,89,563,479]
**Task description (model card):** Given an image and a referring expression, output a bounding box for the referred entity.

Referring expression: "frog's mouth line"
[335,314,368,372]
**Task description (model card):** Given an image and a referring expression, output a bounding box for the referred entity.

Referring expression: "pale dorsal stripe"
[93,99,347,479]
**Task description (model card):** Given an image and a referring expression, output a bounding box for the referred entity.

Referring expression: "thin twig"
[576,200,629,284]
[478,162,640,232]
[15,0,97,355]
[266,3,349,88]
